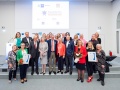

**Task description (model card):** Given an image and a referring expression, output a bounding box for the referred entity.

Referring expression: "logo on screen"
[42,11,47,16]
[41,4,44,8]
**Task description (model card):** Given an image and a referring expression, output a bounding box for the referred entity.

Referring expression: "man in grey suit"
[48,35,57,75]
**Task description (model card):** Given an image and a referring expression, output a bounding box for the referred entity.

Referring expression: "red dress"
[75,46,87,70]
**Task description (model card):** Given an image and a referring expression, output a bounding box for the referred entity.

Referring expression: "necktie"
[34,42,37,49]
[51,40,54,51]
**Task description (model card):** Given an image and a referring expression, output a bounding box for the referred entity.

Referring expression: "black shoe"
[49,72,52,75]
[70,71,72,75]
[40,72,43,74]
[81,79,84,83]
[97,78,101,81]
[77,78,80,81]
[57,71,60,73]
[36,72,39,75]
[53,71,56,75]
[61,72,63,74]
[101,81,105,86]
[64,71,69,73]
[43,72,46,75]
[31,72,34,75]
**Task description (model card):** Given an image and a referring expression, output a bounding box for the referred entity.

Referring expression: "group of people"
[7,31,106,86]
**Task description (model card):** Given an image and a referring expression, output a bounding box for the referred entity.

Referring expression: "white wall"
[88,2,112,55]
[0,1,15,55]
[112,0,120,56]
[0,1,119,56]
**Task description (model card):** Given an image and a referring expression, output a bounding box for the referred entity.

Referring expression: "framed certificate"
[23,54,31,64]
[88,52,97,62]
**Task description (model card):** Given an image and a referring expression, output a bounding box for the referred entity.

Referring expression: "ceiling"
[0,0,114,2]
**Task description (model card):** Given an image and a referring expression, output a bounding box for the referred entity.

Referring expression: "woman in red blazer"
[75,40,87,83]
[57,38,65,74]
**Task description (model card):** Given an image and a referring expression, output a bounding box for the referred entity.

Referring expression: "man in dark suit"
[22,32,32,66]
[29,35,40,75]
[63,32,72,43]
[48,34,57,75]
[64,35,74,75]
[22,32,32,53]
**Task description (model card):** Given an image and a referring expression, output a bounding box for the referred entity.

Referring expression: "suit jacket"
[63,37,72,44]
[16,49,28,62]
[57,43,65,56]
[22,37,32,48]
[65,40,74,56]
[47,39,57,59]
[75,46,87,64]
[29,41,39,58]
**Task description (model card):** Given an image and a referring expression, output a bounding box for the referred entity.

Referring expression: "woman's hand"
[101,65,105,69]
[9,63,13,68]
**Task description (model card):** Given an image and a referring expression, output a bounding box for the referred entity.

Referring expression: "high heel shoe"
[43,72,46,75]
[21,79,24,84]
[57,70,60,73]
[77,78,80,81]
[40,72,43,74]
[24,78,27,82]
[81,78,84,83]
[87,77,91,83]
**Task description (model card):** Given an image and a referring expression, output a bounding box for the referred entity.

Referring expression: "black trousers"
[58,56,64,71]
[93,62,97,72]
[98,71,105,82]
[9,70,16,80]
[65,55,73,71]
[31,57,39,72]
[19,64,28,80]
[86,62,93,77]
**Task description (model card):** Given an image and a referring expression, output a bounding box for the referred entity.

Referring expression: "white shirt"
[66,41,69,48]
[26,37,29,43]
[22,50,27,55]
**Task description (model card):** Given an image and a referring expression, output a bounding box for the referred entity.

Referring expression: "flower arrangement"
[19,59,23,65]
[74,53,82,63]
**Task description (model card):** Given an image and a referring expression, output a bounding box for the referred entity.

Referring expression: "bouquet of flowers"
[19,59,23,65]
[74,53,82,63]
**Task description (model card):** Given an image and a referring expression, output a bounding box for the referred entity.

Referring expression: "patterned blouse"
[96,50,106,73]
[8,51,16,70]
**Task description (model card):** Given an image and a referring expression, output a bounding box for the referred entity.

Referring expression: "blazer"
[16,49,28,62]
[29,41,39,58]
[22,37,32,48]
[8,51,16,70]
[47,39,57,59]
[97,38,101,44]
[57,43,65,57]
[65,40,74,56]
[63,37,72,44]
[75,46,87,64]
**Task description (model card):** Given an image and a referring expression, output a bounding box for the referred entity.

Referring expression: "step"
[0,71,120,79]
[0,64,120,72]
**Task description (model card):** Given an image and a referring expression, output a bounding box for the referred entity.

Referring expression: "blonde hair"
[77,40,83,47]
[86,41,94,50]
[74,34,78,40]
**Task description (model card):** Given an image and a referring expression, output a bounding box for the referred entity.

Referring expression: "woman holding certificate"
[39,37,48,75]
[17,43,28,83]
[74,40,87,83]
[86,41,95,82]
[96,44,106,86]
